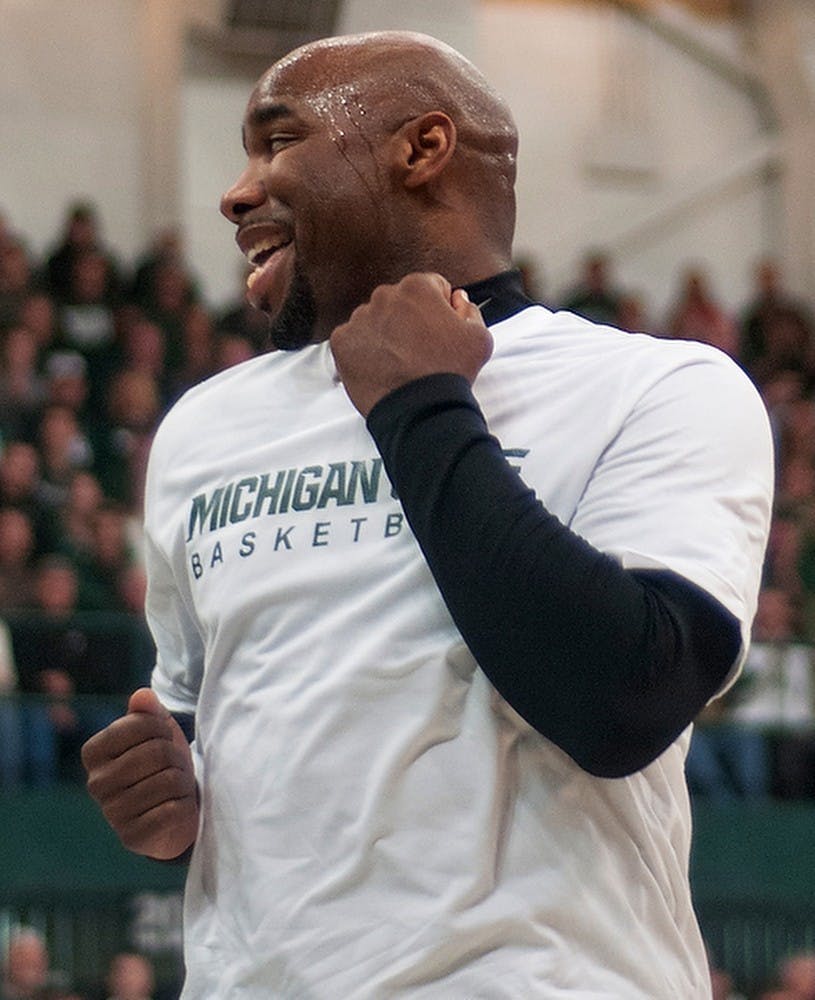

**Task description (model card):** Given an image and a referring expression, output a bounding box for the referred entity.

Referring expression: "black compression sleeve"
[366,373,742,777]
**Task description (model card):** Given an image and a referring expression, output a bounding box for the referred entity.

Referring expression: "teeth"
[246,238,285,267]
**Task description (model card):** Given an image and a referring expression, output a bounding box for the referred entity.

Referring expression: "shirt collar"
[461,269,537,327]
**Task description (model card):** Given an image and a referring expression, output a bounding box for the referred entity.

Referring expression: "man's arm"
[331,273,760,777]
[364,371,741,776]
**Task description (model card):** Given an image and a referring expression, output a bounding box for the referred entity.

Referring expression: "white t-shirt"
[146,305,773,999]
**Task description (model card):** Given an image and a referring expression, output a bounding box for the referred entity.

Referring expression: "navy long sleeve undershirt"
[366,371,742,778]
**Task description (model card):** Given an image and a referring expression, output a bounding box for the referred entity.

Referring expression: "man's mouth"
[238,227,295,312]
[246,237,292,270]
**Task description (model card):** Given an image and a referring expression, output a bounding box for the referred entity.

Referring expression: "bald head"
[254,31,518,253]
[222,31,518,346]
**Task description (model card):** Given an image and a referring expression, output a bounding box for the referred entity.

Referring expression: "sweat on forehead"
[252,31,512,133]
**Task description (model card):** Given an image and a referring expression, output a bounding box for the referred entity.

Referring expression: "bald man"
[82,32,773,998]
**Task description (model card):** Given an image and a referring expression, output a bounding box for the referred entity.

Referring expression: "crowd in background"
[0,205,814,999]
[1,203,814,795]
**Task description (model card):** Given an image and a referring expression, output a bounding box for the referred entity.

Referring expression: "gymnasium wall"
[0,0,780,319]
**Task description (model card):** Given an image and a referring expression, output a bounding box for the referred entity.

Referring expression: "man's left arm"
[331,274,774,778]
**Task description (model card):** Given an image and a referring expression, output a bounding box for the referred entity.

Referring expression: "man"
[103,952,155,1000]
[82,31,773,998]
[1,929,50,1000]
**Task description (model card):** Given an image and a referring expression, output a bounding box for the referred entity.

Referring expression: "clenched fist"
[81,688,199,861]
[330,272,493,417]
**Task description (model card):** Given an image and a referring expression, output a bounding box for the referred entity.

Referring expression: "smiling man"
[82,31,773,999]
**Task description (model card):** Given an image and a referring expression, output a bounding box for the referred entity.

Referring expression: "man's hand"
[330,273,493,417]
[81,688,199,861]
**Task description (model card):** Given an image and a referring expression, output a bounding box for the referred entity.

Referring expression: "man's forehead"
[251,43,369,111]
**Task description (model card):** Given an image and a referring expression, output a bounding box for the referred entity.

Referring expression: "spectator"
[45,202,119,305]
[16,292,59,363]
[0,506,38,611]
[102,952,155,1000]
[36,404,94,512]
[56,251,118,409]
[172,303,216,398]
[0,241,35,328]
[116,316,169,395]
[709,964,746,1000]
[142,260,192,379]
[74,501,136,612]
[750,306,815,394]
[0,324,47,441]
[212,332,256,375]
[43,352,91,418]
[741,258,814,383]
[0,441,56,555]
[130,227,198,311]
[776,950,815,1000]
[666,265,738,356]
[9,556,124,781]
[1,928,52,999]
[560,248,623,325]
[93,371,160,512]
[55,471,104,560]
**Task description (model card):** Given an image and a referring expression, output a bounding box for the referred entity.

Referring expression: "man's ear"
[392,112,457,190]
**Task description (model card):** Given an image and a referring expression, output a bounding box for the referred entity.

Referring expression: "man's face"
[220,55,400,349]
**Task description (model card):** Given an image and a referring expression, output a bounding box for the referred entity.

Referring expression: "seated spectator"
[45,202,120,304]
[0,240,36,328]
[666,265,738,356]
[130,227,199,312]
[55,470,104,559]
[43,351,91,418]
[775,950,815,1000]
[0,441,57,555]
[213,332,256,374]
[741,257,814,382]
[616,291,652,334]
[1,927,51,999]
[16,291,60,363]
[102,952,155,1000]
[0,506,38,611]
[171,303,216,399]
[73,501,137,612]
[0,323,46,441]
[36,404,94,511]
[93,371,160,512]
[9,556,127,781]
[560,249,623,326]
[143,259,193,380]
[749,306,815,394]
[56,250,119,409]
[115,315,170,404]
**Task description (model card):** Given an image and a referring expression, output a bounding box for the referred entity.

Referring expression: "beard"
[266,259,319,351]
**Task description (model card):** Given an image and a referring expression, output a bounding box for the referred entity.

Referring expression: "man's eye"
[267,134,295,153]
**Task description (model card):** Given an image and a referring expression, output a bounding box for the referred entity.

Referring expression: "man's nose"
[220,166,265,223]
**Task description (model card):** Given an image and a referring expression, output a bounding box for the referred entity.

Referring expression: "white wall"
[0,0,145,260]
[0,0,787,320]
[478,2,768,319]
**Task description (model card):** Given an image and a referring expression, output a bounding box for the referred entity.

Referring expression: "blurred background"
[2,1,815,998]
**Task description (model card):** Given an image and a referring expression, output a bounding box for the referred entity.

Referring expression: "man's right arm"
[81,687,199,861]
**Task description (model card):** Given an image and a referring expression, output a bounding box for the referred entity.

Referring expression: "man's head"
[3,928,49,995]
[106,951,155,1000]
[221,31,518,349]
